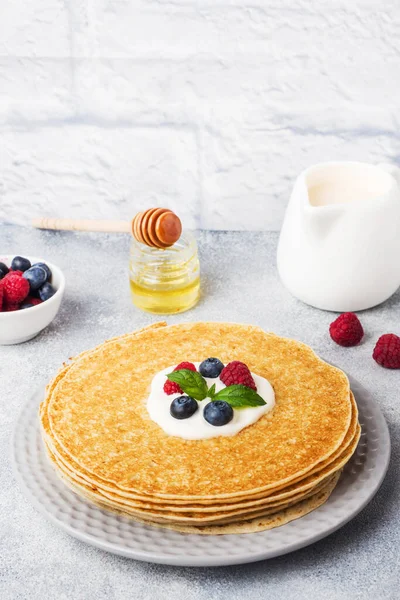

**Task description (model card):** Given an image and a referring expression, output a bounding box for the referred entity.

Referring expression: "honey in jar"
[129,231,200,314]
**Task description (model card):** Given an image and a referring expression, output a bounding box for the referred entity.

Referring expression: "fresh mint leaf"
[207,383,216,399]
[166,369,208,401]
[213,385,266,408]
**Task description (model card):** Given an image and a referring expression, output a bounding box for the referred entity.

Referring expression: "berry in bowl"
[0,255,65,345]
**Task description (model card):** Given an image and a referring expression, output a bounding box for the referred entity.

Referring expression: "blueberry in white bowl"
[0,262,9,279]
[38,281,56,301]
[11,256,31,272]
[23,265,48,291]
[32,262,52,281]
[0,255,65,345]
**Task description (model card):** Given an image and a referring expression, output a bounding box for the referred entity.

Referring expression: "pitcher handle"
[378,162,400,185]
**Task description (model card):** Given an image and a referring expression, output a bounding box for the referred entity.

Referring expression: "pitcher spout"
[302,204,344,241]
[294,172,343,241]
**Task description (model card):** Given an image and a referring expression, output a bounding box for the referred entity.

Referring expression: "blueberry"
[11,256,31,272]
[20,302,35,309]
[170,395,198,420]
[23,266,48,291]
[199,358,225,378]
[0,262,9,279]
[38,282,56,301]
[32,262,52,281]
[204,401,233,426]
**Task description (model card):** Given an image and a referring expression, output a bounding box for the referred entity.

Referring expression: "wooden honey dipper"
[32,208,182,249]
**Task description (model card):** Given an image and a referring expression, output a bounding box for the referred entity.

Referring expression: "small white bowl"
[0,255,65,345]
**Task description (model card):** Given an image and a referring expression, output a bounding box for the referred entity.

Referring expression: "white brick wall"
[1,0,399,230]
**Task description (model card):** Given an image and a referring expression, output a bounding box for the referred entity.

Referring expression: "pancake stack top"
[40,322,360,535]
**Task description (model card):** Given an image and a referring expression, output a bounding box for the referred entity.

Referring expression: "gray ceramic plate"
[12,375,390,567]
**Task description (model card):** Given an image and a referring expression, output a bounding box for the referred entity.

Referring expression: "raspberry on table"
[3,272,29,305]
[220,361,257,391]
[373,334,400,368]
[329,312,364,347]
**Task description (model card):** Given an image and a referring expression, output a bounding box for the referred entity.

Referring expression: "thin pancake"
[41,410,359,512]
[41,391,357,506]
[50,452,340,525]
[61,472,341,535]
[45,439,347,520]
[43,323,352,499]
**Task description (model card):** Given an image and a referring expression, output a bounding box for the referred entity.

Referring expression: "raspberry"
[21,296,43,309]
[3,272,29,305]
[9,270,23,277]
[174,362,196,372]
[5,302,20,312]
[220,361,257,391]
[0,281,3,311]
[373,334,400,368]
[163,362,197,395]
[25,296,43,306]
[163,380,182,395]
[329,313,364,347]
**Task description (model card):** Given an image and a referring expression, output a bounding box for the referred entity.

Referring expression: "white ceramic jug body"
[277,161,400,312]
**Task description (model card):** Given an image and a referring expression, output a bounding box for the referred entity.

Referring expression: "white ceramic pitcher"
[277,161,400,312]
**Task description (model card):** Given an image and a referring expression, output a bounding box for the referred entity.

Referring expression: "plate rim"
[11,373,391,567]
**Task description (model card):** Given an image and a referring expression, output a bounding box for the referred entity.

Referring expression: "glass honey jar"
[129,231,200,314]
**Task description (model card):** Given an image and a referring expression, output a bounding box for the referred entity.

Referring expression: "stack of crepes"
[40,322,360,535]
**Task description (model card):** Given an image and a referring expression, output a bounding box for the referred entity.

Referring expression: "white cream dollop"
[146,363,275,440]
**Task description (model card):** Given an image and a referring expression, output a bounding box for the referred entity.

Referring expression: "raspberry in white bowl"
[0,255,65,344]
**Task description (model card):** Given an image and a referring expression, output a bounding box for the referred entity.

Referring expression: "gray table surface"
[1,225,398,600]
